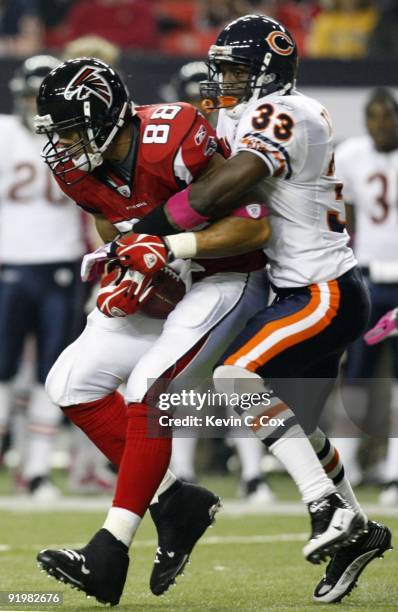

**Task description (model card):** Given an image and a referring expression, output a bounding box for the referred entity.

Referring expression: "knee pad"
[213,365,272,417]
[45,343,96,406]
[213,365,267,395]
[45,348,75,406]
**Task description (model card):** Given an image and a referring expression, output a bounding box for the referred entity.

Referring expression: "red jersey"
[56,102,266,274]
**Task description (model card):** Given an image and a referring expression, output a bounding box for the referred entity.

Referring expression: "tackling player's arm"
[188,151,268,219]
[170,216,270,259]
[174,105,270,220]
[188,151,270,218]
[111,213,270,274]
[133,151,270,236]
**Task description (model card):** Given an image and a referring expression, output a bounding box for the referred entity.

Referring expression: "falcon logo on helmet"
[64,66,113,108]
[266,31,295,57]
[35,58,131,184]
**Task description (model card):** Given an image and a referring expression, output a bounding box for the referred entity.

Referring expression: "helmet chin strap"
[222,57,278,119]
[256,50,294,98]
[80,99,129,171]
[72,151,103,172]
[224,71,271,120]
[98,100,129,153]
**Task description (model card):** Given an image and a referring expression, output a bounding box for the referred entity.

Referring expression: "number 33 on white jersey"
[217,91,357,288]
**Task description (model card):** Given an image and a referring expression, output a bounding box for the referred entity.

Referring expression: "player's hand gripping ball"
[97,263,186,319]
[96,264,154,317]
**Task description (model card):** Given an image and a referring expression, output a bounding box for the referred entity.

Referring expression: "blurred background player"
[161,60,212,114]
[62,33,121,66]
[0,54,87,499]
[162,60,276,503]
[335,87,398,503]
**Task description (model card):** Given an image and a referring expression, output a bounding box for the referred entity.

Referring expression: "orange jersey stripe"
[247,280,340,371]
[225,284,322,367]
[249,280,340,371]
[226,280,341,372]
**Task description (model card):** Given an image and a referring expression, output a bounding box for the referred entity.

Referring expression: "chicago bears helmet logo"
[266,31,295,56]
[64,66,113,108]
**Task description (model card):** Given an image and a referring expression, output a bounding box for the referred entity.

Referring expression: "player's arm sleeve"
[184,103,305,219]
[133,151,269,236]
[173,110,223,185]
[334,142,355,205]
[234,104,305,180]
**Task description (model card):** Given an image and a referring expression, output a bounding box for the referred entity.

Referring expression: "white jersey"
[217,91,356,287]
[335,135,398,269]
[0,114,86,264]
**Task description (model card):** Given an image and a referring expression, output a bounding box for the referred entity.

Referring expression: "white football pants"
[46,271,268,406]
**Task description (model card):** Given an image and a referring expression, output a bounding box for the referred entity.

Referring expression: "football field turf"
[0,476,397,612]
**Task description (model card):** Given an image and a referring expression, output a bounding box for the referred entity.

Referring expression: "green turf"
[0,468,385,503]
[0,506,396,611]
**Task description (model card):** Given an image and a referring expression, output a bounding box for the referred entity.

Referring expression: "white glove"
[80,243,113,282]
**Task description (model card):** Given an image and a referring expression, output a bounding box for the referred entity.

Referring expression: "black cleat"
[303,493,366,564]
[37,528,129,606]
[313,520,392,603]
[149,481,221,595]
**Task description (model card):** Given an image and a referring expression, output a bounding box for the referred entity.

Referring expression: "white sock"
[384,384,398,482]
[330,436,361,485]
[332,384,368,484]
[213,365,335,504]
[309,429,367,522]
[384,437,398,482]
[10,401,28,467]
[150,469,177,505]
[234,436,263,482]
[103,507,141,548]
[271,435,335,504]
[69,426,95,483]
[170,437,197,481]
[22,385,62,480]
[0,382,12,437]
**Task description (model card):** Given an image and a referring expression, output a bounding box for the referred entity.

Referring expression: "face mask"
[72,150,103,172]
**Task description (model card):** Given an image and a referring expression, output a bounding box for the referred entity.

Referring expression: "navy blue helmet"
[201,14,298,110]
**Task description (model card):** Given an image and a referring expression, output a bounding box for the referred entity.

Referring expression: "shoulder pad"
[138,102,199,164]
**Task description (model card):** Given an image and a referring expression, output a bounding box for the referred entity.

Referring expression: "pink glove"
[364,308,398,345]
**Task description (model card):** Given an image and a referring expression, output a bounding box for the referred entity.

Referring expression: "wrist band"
[133,206,179,236]
[165,232,197,259]
[165,185,209,230]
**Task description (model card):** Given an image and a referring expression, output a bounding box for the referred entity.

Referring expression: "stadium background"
[1,57,398,141]
[0,1,397,609]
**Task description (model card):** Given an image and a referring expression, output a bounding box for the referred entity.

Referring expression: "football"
[140,266,186,319]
